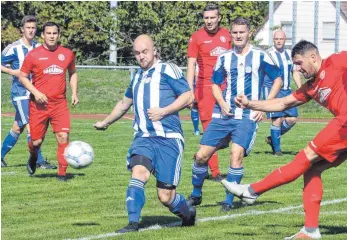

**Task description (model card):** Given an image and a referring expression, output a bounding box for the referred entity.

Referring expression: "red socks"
[251,150,312,194]
[57,143,69,176]
[303,169,323,228]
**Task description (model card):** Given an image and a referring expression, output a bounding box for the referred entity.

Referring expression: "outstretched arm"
[93,96,133,130]
[235,93,304,112]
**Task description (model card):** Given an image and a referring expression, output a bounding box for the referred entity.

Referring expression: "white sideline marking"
[65,197,347,240]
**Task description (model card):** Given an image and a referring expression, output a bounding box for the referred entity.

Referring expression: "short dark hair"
[291,40,319,58]
[203,3,220,15]
[42,21,60,34]
[231,17,251,30]
[21,15,37,27]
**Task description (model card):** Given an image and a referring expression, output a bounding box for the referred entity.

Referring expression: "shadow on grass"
[319,225,347,235]
[31,172,85,180]
[9,164,27,167]
[253,151,298,156]
[72,222,100,227]
[140,215,181,228]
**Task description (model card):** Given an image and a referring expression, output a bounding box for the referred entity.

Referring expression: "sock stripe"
[9,130,19,139]
[170,194,181,208]
[270,125,281,130]
[228,168,244,175]
[129,179,145,189]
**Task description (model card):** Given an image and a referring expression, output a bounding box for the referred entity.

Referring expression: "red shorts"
[195,86,216,122]
[308,115,347,162]
[29,99,70,140]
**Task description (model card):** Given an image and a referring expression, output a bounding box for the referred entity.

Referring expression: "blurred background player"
[225,41,347,239]
[262,29,302,156]
[1,15,56,169]
[19,22,79,181]
[191,64,201,136]
[187,3,232,181]
[187,17,282,212]
[94,34,196,233]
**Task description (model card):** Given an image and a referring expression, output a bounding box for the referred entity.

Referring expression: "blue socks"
[191,162,208,197]
[27,133,44,164]
[126,178,145,223]
[167,193,190,220]
[1,130,19,159]
[270,124,281,153]
[191,108,200,134]
[223,167,244,206]
[281,120,296,136]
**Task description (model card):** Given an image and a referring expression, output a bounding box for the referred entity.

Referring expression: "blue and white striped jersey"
[263,47,293,90]
[1,39,40,100]
[211,45,281,120]
[125,61,190,141]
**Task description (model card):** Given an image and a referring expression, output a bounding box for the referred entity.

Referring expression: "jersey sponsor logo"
[318,87,331,103]
[220,36,226,42]
[39,57,48,60]
[245,66,252,73]
[58,54,65,61]
[210,46,228,56]
[204,40,212,43]
[43,65,64,74]
[320,70,325,80]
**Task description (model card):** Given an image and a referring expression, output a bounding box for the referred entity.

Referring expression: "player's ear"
[153,47,157,55]
[20,27,24,34]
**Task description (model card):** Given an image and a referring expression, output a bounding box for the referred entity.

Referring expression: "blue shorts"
[127,137,184,186]
[200,117,258,156]
[12,98,30,128]
[262,88,298,119]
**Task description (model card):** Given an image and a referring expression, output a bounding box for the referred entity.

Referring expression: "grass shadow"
[140,215,181,228]
[31,172,85,180]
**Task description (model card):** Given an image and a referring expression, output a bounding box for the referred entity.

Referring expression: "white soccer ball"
[64,141,94,169]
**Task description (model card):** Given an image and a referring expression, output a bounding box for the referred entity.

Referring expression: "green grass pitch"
[1,116,346,240]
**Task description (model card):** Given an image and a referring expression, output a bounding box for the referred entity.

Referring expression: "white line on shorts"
[65,197,347,240]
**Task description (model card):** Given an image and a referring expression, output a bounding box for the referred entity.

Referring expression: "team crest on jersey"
[44,65,63,74]
[143,77,151,83]
[210,47,228,56]
[318,87,331,103]
[245,66,252,73]
[320,70,325,80]
[189,38,193,43]
[220,36,226,42]
[58,54,65,61]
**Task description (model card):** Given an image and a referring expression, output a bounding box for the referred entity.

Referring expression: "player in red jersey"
[222,40,347,239]
[186,3,232,183]
[19,22,79,181]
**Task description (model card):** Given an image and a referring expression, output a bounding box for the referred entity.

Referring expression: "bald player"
[94,34,196,233]
[262,29,302,156]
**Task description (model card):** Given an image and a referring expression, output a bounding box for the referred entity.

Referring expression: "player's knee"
[157,188,175,205]
[56,132,69,143]
[195,151,209,164]
[32,139,43,147]
[286,117,297,125]
[11,125,21,134]
[272,117,282,126]
[131,165,150,182]
[303,146,321,162]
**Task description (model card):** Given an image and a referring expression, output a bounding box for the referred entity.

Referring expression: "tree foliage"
[1,1,268,65]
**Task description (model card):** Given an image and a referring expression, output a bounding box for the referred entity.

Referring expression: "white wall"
[255,1,347,58]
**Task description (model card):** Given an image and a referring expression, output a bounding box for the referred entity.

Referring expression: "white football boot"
[221,180,258,204]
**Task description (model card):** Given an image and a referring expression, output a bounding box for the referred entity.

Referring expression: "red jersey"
[293,51,347,116]
[21,45,75,101]
[187,27,231,87]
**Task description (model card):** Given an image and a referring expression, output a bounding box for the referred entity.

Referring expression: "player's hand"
[71,94,79,106]
[148,107,167,121]
[234,94,250,108]
[34,91,48,104]
[252,111,264,122]
[221,102,232,116]
[93,121,109,130]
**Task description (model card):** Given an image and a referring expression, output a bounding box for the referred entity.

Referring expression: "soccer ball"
[64,141,94,169]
